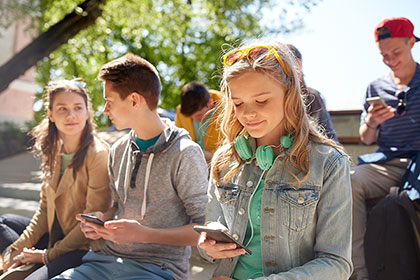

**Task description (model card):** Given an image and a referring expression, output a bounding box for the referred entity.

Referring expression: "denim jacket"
[203,142,353,279]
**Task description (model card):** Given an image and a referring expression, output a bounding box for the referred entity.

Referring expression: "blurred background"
[0,0,418,164]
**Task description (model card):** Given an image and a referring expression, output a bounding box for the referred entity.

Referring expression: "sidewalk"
[0,152,40,184]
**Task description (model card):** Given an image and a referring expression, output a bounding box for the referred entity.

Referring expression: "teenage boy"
[175,81,223,162]
[53,54,209,280]
[351,17,420,280]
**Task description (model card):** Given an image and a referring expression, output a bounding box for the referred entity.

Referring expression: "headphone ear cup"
[256,145,275,171]
[280,133,293,149]
[234,135,253,160]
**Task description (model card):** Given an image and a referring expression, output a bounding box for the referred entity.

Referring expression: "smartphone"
[79,214,105,226]
[194,225,252,255]
[366,96,387,107]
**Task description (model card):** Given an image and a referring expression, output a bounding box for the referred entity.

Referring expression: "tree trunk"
[0,0,105,94]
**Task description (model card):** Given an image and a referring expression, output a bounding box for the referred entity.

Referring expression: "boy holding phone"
[351,17,420,280]
[54,54,209,280]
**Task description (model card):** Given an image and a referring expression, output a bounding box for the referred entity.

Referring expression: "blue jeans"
[52,251,174,280]
[0,213,48,253]
[0,213,87,280]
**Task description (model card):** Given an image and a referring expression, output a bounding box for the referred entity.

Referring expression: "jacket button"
[246,181,253,187]
[232,234,239,240]
[297,197,304,204]
[264,235,275,240]
[263,207,274,213]
[238,208,245,215]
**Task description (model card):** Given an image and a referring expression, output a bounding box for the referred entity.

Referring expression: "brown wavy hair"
[31,79,96,179]
[213,40,343,187]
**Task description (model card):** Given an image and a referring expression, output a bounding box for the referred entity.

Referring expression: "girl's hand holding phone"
[196,222,248,259]
[198,234,247,259]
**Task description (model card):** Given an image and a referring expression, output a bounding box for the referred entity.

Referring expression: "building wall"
[0,20,37,127]
[330,110,377,165]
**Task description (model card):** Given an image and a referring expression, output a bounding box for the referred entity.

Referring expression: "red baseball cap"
[374,17,420,42]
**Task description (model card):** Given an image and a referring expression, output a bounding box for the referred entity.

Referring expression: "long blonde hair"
[213,40,342,186]
[31,80,96,179]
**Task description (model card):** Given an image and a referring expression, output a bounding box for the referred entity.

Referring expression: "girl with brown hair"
[0,79,111,280]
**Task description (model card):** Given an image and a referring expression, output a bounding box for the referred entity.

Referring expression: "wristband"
[43,249,49,265]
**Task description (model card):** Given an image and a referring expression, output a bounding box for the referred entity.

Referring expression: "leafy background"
[0,0,319,128]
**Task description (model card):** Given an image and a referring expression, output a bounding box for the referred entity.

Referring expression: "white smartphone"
[366,96,387,107]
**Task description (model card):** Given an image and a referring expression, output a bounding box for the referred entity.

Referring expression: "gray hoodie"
[101,124,209,280]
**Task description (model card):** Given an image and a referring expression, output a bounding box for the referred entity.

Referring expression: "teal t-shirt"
[135,134,161,151]
[192,107,217,150]
[232,179,264,279]
[60,152,75,178]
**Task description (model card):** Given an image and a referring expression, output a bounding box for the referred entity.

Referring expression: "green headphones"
[234,133,293,171]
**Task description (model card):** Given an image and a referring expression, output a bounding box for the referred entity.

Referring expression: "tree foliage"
[1,0,320,127]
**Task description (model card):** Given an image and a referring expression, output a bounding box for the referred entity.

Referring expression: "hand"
[76,212,105,240]
[203,150,213,162]
[198,233,246,259]
[211,276,233,280]
[4,248,45,271]
[17,248,45,264]
[2,247,20,272]
[100,219,152,244]
[366,104,395,128]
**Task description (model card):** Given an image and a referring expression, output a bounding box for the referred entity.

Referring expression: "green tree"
[1,0,320,127]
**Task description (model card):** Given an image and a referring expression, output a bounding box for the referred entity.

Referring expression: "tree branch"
[0,0,106,94]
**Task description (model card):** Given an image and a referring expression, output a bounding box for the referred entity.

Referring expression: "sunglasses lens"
[396,91,405,99]
[247,47,269,62]
[225,51,244,66]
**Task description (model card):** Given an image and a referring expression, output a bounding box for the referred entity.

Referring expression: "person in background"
[53,54,209,280]
[175,81,223,162]
[287,44,338,141]
[0,79,111,279]
[351,17,420,280]
[198,40,352,279]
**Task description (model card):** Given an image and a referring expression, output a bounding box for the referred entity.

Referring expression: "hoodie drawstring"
[140,153,154,220]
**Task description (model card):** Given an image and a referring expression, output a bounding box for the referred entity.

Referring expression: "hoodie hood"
[127,122,189,155]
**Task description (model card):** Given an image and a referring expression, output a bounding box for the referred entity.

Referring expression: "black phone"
[194,225,252,255]
[79,214,105,226]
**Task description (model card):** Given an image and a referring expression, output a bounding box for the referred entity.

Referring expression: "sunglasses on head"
[395,87,410,116]
[223,46,289,76]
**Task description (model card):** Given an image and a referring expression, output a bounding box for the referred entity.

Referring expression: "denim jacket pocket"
[216,184,240,213]
[278,187,319,231]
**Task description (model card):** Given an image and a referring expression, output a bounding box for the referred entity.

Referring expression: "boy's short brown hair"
[180,81,209,116]
[97,53,161,110]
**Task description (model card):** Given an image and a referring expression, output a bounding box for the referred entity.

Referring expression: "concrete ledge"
[0,197,38,217]
[0,183,41,201]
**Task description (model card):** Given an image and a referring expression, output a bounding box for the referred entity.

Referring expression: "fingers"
[104,220,121,230]
[80,222,105,240]
[368,105,395,125]
[104,219,135,229]
[198,239,246,259]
